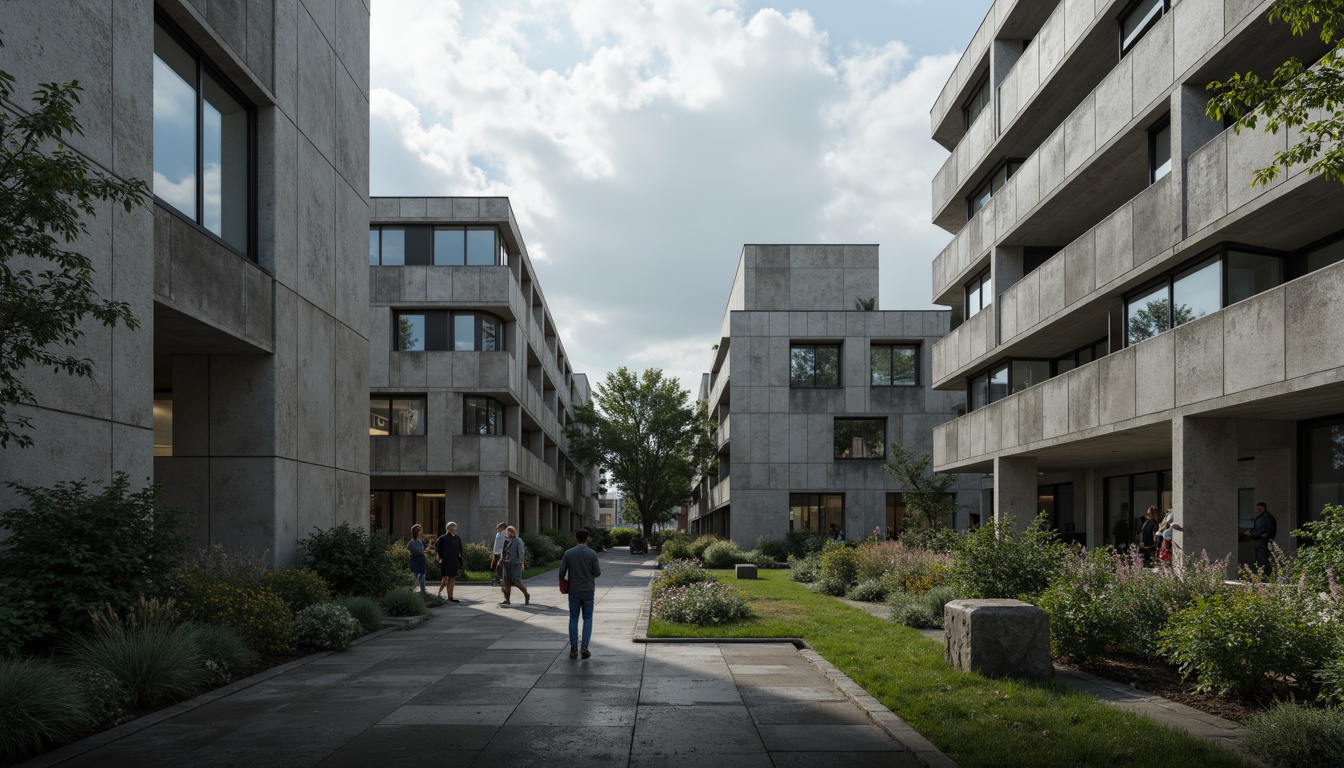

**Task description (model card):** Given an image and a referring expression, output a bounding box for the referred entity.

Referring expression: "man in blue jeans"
[559,529,602,659]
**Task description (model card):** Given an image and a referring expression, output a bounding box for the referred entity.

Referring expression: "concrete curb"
[18,617,423,768]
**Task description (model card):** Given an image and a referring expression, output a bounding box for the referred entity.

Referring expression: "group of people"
[404,521,603,660]
[1137,502,1278,575]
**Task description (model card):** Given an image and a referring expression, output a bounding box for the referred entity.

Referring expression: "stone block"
[735,564,758,579]
[945,599,1053,679]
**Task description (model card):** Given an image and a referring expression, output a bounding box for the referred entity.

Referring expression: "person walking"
[408,524,428,594]
[559,529,602,660]
[436,522,465,602]
[499,525,530,606]
[1157,509,1175,564]
[1138,507,1158,568]
[490,522,507,587]
[1242,502,1278,577]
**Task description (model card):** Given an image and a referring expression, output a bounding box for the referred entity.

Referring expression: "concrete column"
[1254,447,1296,558]
[522,493,539,536]
[993,456,1038,532]
[992,246,1025,304]
[1173,416,1239,576]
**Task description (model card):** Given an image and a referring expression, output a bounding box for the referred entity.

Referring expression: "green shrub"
[1244,703,1344,768]
[819,541,859,587]
[659,534,695,562]
[689,535,720,561]
[0,576,49,656]
[186,624,257,685]
[463,543,493,572]
[610,527,639,546]
[702,541,748,569]
[74,665,132,730]
[263,567,331,614]
[810,576,849,596]
[853,539,951,593]
[899,526,959,553]
[652,581,752,625]
[175,572,293,655]
[744,549,778,569]
[521,532,561,566]
[336,595,385,634]
[1292,504,1344,593]
[291,604,362,651]
[182,545,268,590]
[0,474,190,646]
[949,513,1066,600]
[785,530,828,558]
[788,554,822,583]
[0,657,89,765]
[299,523,401,597]
[889,586,956,629]
[846,578,889,603]
[382,590,430,617]
[754,538,791,562]
[1160,582,1338,697]
[543,528,578,553]
[652,559,717,596]
[66,602,206,708]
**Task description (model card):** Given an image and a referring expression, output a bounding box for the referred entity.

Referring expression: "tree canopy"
[0,55,149,448]
[883,444,959,530]
[565,368,715,539]
[1207,0,1344,184]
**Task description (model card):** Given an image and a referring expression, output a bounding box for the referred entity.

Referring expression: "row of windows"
[370,226,505,267]
[368,395,506,436]
[395,311,504,352]
[789,344,919,388]
[966,159,1022,219]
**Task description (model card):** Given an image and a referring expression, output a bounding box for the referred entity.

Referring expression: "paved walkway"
[31,552,942,768]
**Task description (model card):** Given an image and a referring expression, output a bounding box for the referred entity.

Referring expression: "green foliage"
[1293,503,1344,591]
[586,527,613,551]
[0,577,48,656]
[899,525,959,554]
[0,657,90,765]
[542,528,578,553]
[882,444,958,528]
[609,527,639,546]
[854,296,877,310]
[702,541,748,569]
[810,575,850,596]
[652,559,717,597]
[788,554,822,583]
[186,624,257,686]
[948,513,1065,600]
[182,545,268,590]
[1160,582,1339,697]
[744,549,779,569]
[853,539,951,594]
[565,368,716,538]
[291,604,362,651]
[335,596,385,634]
[382,590,429,617]
[887,586,957,629]
[0,61,150,449]
[819,541,859,587]
[174,572,292,655]
[652,581,752,625]
[263,567,331,614]
[1206,1,1344,185]
[0,474,190,646]
[753,537,791,562]
[846,578,889,603]
[73,665,131,730]
[784,530,829,558]
[1245,702,1344,768]
[659,533,695,563]
[299,523,400,597]
[463,542,493,572]
[66,602,206,708]
[521,532,560,566]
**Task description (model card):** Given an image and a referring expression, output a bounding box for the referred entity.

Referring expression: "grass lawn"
[454,562,559,583]
[649,570,1255,768]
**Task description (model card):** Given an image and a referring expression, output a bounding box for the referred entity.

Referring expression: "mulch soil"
[1066,654,1294,724]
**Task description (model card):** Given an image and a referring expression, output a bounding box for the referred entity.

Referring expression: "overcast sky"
[369,0,993,395]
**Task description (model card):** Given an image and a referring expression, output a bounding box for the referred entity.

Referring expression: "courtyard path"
[26,551,947,768]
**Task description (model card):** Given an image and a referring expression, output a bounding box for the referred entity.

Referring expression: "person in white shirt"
[490,522,507,587]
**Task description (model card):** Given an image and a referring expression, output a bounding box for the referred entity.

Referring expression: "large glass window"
[1104,470,1172,546]
[1304,236,1344,274]
[153,19,251,255]
[395,313,426,351]
[1149,117,1171,183]
[1171,258,1221,327]
[1011,360,1051,393]
[988,364,1009,403]
[963,76,990,130]
[464,396,505,435]
[1226,251,1282,304]
[870,344,918,386]
[467,228,498,265]
[965,268,991,317]
[428,227,503,266]
[1125,284,1171,345]
[369,396,426,436]
[370,228,406,266]
[1307,417,1344,522]
[790,344,841,388]
[394,311,504,352]
[788,493,845,536]
[834,419,885,460]
[967,161,1022,218]
[434,227,467,266]
[1120,0,1167,55]
[453,313,477,351]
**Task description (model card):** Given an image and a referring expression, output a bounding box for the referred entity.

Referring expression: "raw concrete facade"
[690,245,981,548]
[928,0,1344,570]
[368,197,599,546]
[0,1,371,566]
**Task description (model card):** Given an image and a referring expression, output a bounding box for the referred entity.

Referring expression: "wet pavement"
[26,551,942,768]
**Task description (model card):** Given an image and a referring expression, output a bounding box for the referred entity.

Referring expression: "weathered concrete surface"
[735,563,758,579]
[945,599,1053,680]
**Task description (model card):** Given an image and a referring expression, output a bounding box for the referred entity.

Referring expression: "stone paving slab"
[23,551,946,768]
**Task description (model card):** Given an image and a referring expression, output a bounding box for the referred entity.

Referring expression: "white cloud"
[370,0,957,393]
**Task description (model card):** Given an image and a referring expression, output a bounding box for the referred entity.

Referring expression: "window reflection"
[834,419,885,459]
[453,313,476,351]
[1126,285,1170,344]
[1171,258,1221,327]
[369,397,425,436]
[153,25,198,219]
[202,73,248,250]
[464,396,504,435]
[397,314,425,351]
[466,228,497,266]
[434,227,466,265]
[1226,251,1281,304]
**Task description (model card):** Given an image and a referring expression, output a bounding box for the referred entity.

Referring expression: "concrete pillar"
[522,493,539,536]
[993,456,1038,532]
[1173,416,1239,576]
[1254,447,1296,558]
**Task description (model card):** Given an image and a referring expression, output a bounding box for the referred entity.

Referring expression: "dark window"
[965,268,992,317]
[870,344,918,386]
[394,311,504,352]
[369,396,425,436]
[1120,0,1168,55]
[1103,469,1172,547]
[790,344,841,387]
[788,493,845,536]
[153,17,253,256]
[464,396,505,435]
[967,160,1022,218]
[834,418,885,460]
[370,227,406,265]
[963,75,990,130]
[1301,232,1344,275]
[1148,116,1172,184]
[429,227,504,266]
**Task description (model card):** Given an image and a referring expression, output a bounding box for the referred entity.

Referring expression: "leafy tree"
[620,495,678,529]
[0,52,150,448]
[565,368,715,539]
[1207,0,1344,184]
[882,444,958,528]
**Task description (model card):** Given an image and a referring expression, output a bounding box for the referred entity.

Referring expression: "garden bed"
[1068,655,1273,725]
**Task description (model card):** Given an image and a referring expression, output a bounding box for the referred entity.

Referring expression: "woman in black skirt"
[436,521,465,602]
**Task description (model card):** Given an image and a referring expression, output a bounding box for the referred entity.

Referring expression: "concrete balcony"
[933,259,1344,473]
[932,304,997,386]
[705,476,731,511]
[930,0,1008,147]
[717,413,731,449]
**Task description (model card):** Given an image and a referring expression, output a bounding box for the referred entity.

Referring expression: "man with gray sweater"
[559,529,602,659]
